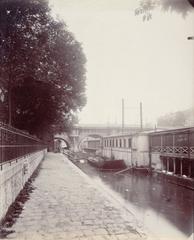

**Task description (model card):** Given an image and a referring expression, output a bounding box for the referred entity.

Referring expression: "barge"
[87,156,126,171]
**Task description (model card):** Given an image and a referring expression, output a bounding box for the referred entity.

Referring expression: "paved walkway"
[4,153,148,240]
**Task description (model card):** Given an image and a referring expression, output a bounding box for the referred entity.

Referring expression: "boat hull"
[88,158,126,171]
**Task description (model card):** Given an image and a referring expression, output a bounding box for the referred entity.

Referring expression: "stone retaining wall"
[0,149,47,221]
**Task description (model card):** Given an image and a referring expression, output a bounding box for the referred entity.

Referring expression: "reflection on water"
[75,160,194,239]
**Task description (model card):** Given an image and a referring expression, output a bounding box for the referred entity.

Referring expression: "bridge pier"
[70,135,80,152]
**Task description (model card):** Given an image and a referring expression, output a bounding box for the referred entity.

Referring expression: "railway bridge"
[55,124,145,151]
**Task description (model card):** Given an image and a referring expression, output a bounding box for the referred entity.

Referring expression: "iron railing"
[0,122,46,165]
[151,146,190,155]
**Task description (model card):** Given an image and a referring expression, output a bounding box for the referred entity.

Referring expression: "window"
[163,134,173,147]
[151,135,161,147]
[128,138,131,148]
[123,139,126,148]
[174,133,188,147]
[190,131,194,147]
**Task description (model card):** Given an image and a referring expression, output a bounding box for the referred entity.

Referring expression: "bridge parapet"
[66,124,152,152]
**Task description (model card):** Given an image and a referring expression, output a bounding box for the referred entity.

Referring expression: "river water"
[74,159,194,240]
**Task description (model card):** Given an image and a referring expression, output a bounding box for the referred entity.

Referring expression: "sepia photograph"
[0,0,194,239]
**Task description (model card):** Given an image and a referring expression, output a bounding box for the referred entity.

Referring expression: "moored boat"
[87,156,126,171]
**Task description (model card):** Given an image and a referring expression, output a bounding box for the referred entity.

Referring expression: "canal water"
[74,159,194,240]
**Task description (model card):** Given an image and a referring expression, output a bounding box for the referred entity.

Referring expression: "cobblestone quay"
[3,153,148,240]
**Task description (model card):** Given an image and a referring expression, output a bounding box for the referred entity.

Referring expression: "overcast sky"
[49,0,194,127]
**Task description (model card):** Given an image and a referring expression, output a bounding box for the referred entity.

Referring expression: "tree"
[157,111,186,127]
[135,0,194,21]
[0,0,86,138]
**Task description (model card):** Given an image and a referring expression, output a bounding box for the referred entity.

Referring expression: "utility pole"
[140,101,143,131]
[122,98,124,133]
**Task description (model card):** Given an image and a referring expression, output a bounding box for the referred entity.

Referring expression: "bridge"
[55,124,150,151]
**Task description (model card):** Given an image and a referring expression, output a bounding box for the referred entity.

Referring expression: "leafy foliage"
[136,0,194,20]
[157,111,187,127]
[0,0,86,138]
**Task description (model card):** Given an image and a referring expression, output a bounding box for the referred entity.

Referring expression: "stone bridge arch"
[77,134,103,152]
[54,137,70,151]
[54,133,72,152]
